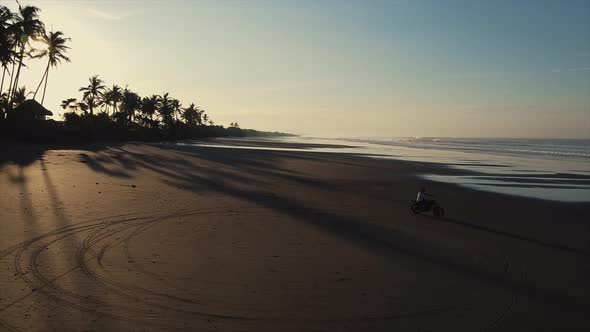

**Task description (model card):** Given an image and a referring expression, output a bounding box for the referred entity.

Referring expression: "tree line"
[1,3,69,116]
[0,3,228,128]
[61,74,227,130]
[0,2,291,142]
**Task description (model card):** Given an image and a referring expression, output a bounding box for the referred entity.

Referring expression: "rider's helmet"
[420,187,426,193]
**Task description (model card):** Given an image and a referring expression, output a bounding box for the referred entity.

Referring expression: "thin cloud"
[87,8,133,21]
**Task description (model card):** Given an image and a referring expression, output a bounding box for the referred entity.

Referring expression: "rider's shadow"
[420,214,589,258]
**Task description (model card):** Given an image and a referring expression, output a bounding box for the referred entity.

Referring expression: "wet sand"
[1,141,589,331]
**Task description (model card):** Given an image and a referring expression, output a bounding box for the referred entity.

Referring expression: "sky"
[3,0,590,138]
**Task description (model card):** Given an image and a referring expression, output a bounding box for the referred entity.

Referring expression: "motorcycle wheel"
[410,203,420,214]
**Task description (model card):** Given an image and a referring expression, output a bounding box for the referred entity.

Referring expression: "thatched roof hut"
[9,99,53,121]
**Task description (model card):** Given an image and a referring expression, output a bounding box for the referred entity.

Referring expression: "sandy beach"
[1,140,589,331]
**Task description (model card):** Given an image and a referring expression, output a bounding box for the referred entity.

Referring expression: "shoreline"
[1,140,590,330]
[181,137,590,203]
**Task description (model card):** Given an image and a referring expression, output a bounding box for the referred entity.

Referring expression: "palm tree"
[171,98,181,122]
[12,85,28,107]
[141,94,159,128]
[196,107,204,125]
[101,89,113,114]
[157,92,173,128]
[202,113,209,126]
[120,88,141,125]
[182,103,200,127]
[0,6,16,98]
[103,84,122,115]
[60,97,76,111]
[79,75,105,115]
[76,101,88,115]
[8,5,44,108]
[83,95,100,115]
[32,30,70,105]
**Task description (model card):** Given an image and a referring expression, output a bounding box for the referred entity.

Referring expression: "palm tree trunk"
[33,61,49,99]
[0,66,6,97]
[34,61,50,100]
[41,70,49,105]
[9,47,25,108]
[6,44,17,103]
[7,61,16,104]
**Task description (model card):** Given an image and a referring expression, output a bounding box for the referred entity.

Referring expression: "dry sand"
[1,141,589,331]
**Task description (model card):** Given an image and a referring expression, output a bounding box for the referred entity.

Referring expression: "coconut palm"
[119,88,141,125]
[32,30,70,105]
[102,84,122,115]
[181,103,200,127]
[202,113,209,126]
[196,108,204,125]
[157,93,174,128]
[0,6,16,98]
[76,101,88,115]
[79,75,105,115]
[12,85,28,107]
[82,95,100,115]
[171,98,181,122]
[60,97,77,111]
[101,90,113,114]
[141,94,159,128]
[8,5,44,107]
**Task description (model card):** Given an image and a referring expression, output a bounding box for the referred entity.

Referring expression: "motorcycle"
[409,199,445,217]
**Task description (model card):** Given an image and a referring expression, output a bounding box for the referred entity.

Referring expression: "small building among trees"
[6,99,53,124]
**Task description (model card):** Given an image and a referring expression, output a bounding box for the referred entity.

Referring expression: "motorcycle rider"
[416,187,434,208]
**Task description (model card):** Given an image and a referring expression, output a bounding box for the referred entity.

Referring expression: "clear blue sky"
[9,0,590,138]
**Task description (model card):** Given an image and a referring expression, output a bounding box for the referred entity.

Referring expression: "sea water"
[341,137,590,202]
[182,137,590,202]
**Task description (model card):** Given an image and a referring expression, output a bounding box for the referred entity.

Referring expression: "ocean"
[184,136,590,202]
[347,137,590,162]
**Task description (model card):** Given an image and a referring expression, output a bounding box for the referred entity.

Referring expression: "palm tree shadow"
[421,214,590,258]
[78,146,590,313]
[0,145,48,169]
[0,142,123,170]
[37,158,110,331]
[160,170,590,313]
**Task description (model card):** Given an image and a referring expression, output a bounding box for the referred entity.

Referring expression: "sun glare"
[26,38,47,53]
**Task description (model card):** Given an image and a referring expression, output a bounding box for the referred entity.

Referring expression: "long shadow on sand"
[0,142,123,169]
[77,143,590,313]
[422,214,590,258]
